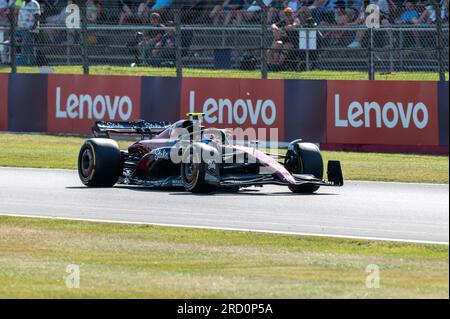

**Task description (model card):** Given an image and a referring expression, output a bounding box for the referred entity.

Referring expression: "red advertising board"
[327,81,439,145]
[0,74,7,131]
[180,78,285,140]
[47,75,141,134]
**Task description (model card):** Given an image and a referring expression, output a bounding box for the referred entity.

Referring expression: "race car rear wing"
[93,120,172,138]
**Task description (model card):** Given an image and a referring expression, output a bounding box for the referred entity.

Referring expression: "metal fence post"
[260,3,268,79]
[389,28,394,73]
[9,5,16,73]
[175,9,182,78]
[368,27,374,80]
[306,30,310,72]
[433,0,445,82]
[80,3,89,75]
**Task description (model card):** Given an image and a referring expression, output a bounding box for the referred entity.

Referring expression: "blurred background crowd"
[0,0,448,26]
[0,0,447,75]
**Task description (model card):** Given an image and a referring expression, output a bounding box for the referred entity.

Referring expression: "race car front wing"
[219,160,344,188]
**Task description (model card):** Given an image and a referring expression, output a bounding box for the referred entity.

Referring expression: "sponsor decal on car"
[327,81,439,145]
[180,78,285,140]
[152,148,170,161]
[47,75,141,134]
[0,74,7,131]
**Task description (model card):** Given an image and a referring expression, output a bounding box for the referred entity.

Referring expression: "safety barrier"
[0,74,448,153]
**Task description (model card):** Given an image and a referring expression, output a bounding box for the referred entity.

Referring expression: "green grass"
[322,151,448,184]
[1,65,448,80]
[0,132,447,183]
[0,216,447,298]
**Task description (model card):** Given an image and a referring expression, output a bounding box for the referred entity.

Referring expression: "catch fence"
[0,3,448,80]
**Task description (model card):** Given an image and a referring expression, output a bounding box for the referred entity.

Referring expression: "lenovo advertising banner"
[47,75,142,134]
[2,73,447,153]
[180,78,285,141]
[0,74,7,131]
[326,81,439,145]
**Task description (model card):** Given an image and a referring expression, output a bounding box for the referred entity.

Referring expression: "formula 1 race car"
[77,114,343,193]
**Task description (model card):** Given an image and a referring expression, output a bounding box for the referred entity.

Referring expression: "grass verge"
[0,132,448,183]
[0,65,448,81]
[0,216,447,298]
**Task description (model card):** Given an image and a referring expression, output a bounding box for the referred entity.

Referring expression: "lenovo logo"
[188,90,277,126]
[55,87,133,121]
[334,94,429,129]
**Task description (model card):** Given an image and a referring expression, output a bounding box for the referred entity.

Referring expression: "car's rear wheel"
[284,143,323,193]
[78,138,122,187]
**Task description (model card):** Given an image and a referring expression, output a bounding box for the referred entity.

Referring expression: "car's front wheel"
[284,142,323,194]
[180,145,220,193]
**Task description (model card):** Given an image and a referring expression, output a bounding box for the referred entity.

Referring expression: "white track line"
[1,213,448,246]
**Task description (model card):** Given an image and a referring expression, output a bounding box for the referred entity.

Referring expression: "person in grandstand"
[138,12,165,62]
[210,0,246,25]
[347,0,391,48]
[119,0,144,24]
[148,20,175,65]
[17,0,41,65]
[266,7,300,70]
[318,0,352,45]
[400,0,419,23]
[244,0,279,23]
[283,0,302,12]
[0,0,14,26]
[417,0,448,23]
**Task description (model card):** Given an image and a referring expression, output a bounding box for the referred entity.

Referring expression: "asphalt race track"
[0,167,448,244]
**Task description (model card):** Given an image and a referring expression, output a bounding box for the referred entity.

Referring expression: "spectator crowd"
[1,0,448,26]
[0,0,448,67]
